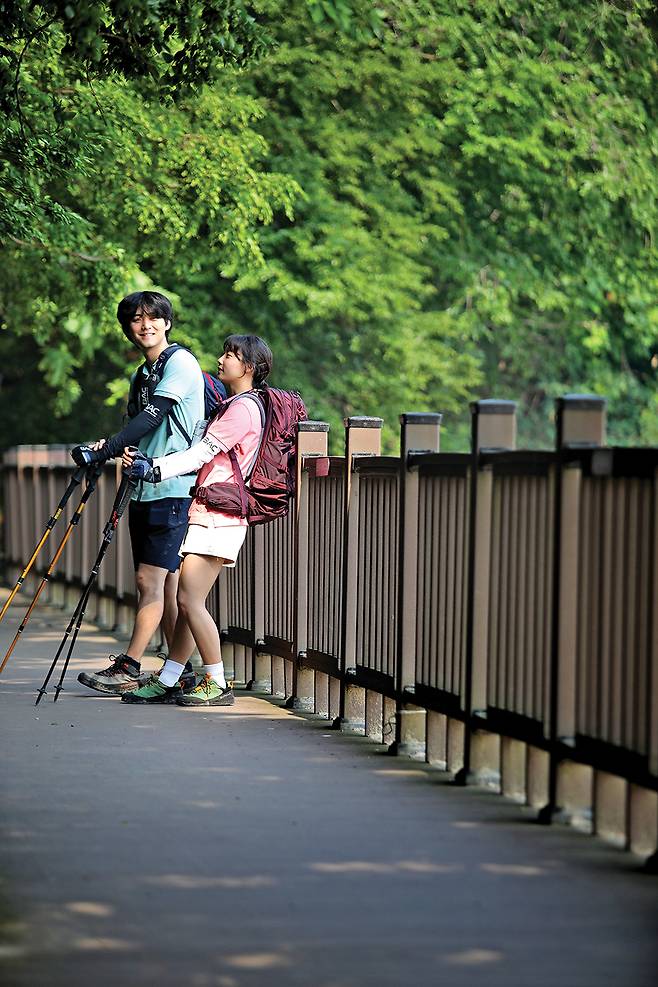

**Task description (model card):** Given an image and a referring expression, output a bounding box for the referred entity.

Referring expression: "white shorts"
[179,523,248,568]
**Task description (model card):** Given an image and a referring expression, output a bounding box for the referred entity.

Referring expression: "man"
[72,290,204,694]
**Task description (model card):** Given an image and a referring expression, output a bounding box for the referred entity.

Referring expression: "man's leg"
[78,496,193,695]
[125,562,169,659]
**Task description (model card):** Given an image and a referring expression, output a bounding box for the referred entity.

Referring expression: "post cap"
[555,394,607,411]
[343,416,384,429]
[469,399,517,415]
[298,420,330,432]
[399,413,443,425]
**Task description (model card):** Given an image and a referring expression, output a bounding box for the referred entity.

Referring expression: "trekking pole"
[0,465,103,677]
[35,473,137,705]
[0,465,87,625]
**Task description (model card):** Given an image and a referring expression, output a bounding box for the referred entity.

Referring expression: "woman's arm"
[154,432,228,481]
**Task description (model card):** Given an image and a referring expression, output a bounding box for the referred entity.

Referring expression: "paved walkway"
[0,588,656,987]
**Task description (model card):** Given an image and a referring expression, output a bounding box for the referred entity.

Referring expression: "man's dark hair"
[117,291,174,340]
[223,334,273,388]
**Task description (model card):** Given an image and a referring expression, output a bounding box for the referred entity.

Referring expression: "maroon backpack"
[190,388,308,525]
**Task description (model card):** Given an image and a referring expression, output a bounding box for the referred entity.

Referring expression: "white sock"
[204,661,227,689]
[158,659,186,688]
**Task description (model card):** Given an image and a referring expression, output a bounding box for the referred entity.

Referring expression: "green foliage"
[189,0,658,449]
[1,1,657,453]
[0,2,299,424]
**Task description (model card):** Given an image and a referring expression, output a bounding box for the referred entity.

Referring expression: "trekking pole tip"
[35,688,46,706]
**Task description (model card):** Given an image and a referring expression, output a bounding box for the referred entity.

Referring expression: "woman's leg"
[175,553,225,664]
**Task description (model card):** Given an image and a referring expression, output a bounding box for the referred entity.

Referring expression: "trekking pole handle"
[103,475,137,537]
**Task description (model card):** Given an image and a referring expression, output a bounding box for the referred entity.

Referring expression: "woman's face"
[217,348,250,388]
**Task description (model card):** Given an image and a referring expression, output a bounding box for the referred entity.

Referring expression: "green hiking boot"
[176,673,235,707]
[120,674,182,705]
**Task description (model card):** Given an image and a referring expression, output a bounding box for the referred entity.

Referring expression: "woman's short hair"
[223,334,273,388]
[117,291,174,340]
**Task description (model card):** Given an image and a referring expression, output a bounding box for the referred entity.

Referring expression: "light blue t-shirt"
[132,349,205,502]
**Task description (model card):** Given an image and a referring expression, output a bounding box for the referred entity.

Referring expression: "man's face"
[129,307,169,356]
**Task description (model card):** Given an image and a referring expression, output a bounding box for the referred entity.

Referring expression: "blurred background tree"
[1,1,656,452]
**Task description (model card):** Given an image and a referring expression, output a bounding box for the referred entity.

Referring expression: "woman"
[120,334,272,708]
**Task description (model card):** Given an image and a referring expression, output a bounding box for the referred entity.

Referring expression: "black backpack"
[127,344,226,444]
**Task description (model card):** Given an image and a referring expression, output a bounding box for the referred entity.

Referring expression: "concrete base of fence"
[95,594,115,630]
[314,671,329,717]
[388,705,426,760]
[339,683,366,735]
[247,651,273,693]
[594,771,628,849]
[232,644,249,688]
[447,718,465,774]
[426,711,448,769]
[382,697,396,747]
[271,654,285,697]
[470,730,501,789]
[556,760,594,832]
[365,690,383,742]
[291,666,315,711]
[526,745,550,808]
[220,641,234,681]
[49,581,66,608]
[629,785,658,858]
[114,601,134,637]
[329,676,341,720]
[501,737,527,803]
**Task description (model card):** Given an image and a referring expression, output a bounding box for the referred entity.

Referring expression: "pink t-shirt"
[189,396,263,528]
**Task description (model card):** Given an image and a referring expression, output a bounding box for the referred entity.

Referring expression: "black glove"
[71,444,106,467]
[126,451,160,483]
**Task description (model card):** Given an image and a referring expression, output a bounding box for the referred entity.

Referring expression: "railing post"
[556,393,606,449]
[543,393,607,824]
[218,571,233,680]
[290,421,330,710]
[16,447,29,595]
[390,413,442,757]
[338,416,383,733]
[459,400,517,785]
[249,525,267,691]
[3,449,19,585]
[553,398,608,743]
[641,466,658,870]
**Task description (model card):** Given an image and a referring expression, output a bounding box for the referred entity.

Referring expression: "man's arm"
[72,395,176,465]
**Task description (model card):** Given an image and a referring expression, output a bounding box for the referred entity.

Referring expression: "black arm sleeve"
[100,395,176,460]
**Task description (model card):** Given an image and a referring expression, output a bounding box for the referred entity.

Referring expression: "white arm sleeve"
[154,433,228,482]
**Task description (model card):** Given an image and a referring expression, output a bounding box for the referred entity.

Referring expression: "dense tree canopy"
[1,1,657,452]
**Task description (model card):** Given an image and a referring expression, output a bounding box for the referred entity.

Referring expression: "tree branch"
[6,235,115,264]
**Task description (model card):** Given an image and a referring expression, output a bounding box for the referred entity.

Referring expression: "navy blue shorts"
[128,497,191,573]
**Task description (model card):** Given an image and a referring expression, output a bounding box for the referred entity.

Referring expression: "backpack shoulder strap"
[127,363,148,418]
[235,392,266,481]
[156,344,198,442]
[236,390,266,427]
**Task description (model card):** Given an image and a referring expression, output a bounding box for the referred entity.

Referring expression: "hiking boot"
[176,674,235,707]
[138,658,196,690]
[120,674,183,705]
[77,654,141,695]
